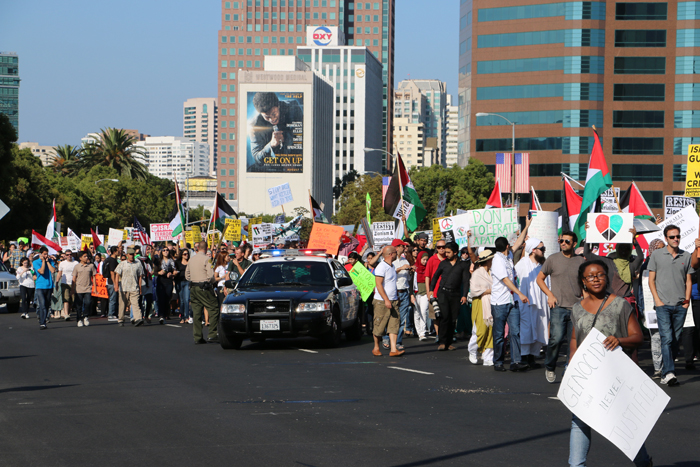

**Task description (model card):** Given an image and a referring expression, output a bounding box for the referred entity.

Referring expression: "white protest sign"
[456,209,467,215]
[372,221,395,248]
[107,228,124,247]
[643,205,699,254]
[684,302,695,328]
[150,223,173,242]
[641,271,657,330]
[438,214,470,249]
[436,190,448,218]
[466,207,519,247]
[251,223,273,248]
[392,200,414,221]
[558,328,670,461]
[600,187,621,213]
[66,229,81,251]
[268,183,293,208]
[586,213,634,243]
[528,211,560,258]
[664,195,696,219]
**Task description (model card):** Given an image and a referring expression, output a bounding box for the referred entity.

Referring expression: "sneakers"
[40,324,47,330]
[469,353,478,364]
[546,369,557,383]
[77,319,83,327]
[483,360,494,367]
[83,317,89,327]
[21,313,29,319]
[188,317,193,324]
[660,373,678,386]
[108,316,118,322]
[652,370,662,379]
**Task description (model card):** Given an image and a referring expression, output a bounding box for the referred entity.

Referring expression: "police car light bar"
[258,249,328,258]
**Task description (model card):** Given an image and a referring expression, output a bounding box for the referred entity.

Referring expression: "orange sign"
[91,274,109,299]
[307,223,345,255]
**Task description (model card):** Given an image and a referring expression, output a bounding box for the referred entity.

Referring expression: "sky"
[1,0,459,146]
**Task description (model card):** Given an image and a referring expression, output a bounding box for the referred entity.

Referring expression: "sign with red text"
[150,223,173,243]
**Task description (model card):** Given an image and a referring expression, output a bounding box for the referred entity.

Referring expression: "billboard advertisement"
[305,26,343,46]
[246,91,304,173]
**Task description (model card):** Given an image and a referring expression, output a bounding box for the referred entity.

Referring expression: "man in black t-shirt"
[102,246,120,320]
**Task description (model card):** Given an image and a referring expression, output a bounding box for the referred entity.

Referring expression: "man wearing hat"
[414,232,429,254]
[114,247,144,326]
[186,241,220,344]
[388,239,413,350]
[515,238,549,369]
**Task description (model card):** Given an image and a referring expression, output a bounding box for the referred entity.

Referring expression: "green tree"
[293,206,313,241]
[79,128,149,180]
[333,174,394,226]
[50,144,80,176]
[333,169,359,200]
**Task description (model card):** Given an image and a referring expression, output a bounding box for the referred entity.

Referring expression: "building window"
[612,110,664,128]
[615,2,668,20]
[676,56,700,74]
[478,56,604,74]
[678,1,700,20]
[673,164,687,181]
[612,164,664,181]
[477,83,603,101]
[674,137,700,154]
[675,83,700,101]
[613,83,665,101]
[611,137,664,155]
[478,29,605,48]
[613,56,665,74]
[478,2,606,22]
[229,157,236,164]
[614,30,666,47]
[220,169,226,176]
[221,157,227,164]
[675,110,700,128]
[229,181,235,188]
[677,29,700,47]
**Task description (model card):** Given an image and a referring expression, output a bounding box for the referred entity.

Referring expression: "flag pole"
[308,189,315,223]
[560,172,585,189]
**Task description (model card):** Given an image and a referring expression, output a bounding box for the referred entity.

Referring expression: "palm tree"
[50,144,80,175]
[80,128,149,180]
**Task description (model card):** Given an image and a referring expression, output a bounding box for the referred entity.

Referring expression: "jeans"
[142,293,153,319]
[656,305,688,376]
[545,307,573,371]
[569,414,650,467]
[492,302,521,366]
[107,283,118,317]
[35,288,52,326]
[396,290,412,345]
[74,292,92,322]
[20,285,34,316]
[177,280,191,320]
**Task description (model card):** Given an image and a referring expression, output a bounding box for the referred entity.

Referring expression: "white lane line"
[297,349,318,354]
[387,366,434,375]
[166,324,182,328]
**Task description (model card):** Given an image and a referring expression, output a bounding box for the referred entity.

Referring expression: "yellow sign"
[81,234,93,251]
[207,232,221,250]
[122,229,128,240]
[685,144,700,197]
[250,217,262,226]
[432,218,443,243]
[191,225,202,241]
[184,231,195,246]
[224,219,242,241]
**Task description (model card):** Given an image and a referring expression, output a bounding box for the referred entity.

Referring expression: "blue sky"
[2,0,458,146]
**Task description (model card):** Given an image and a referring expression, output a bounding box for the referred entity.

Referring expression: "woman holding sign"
[568,260,649,467]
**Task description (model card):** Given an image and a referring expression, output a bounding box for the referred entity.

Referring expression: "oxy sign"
[306,26,343,47]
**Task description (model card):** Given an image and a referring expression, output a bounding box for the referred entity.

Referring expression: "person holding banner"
[568,260,650,467]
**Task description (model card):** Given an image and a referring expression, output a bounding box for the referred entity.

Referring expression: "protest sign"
[438,214,470,248]
[392,200,414,221]
[684,144,700,197]
[0,198,9,221]
[644,205,699,253]
[107,228,125,247]
[641,271,657,330]
[274,214,286,224]
[528,211,559,258]
[600,187,621,213]
[268,182,294,208]
[224,219,242,242]
[586,213,634,243]
[249,217,262,227]
[436,190,448,218]
[466,207,519,247]
[207,231,221,250]
[191,225,202,241]
[432,218,443,243]
[66,229,81,251]
[307,223,344,255]
[372,221,395,248]
[251,223,273,248]
[557,328,670,461]
[81,234,92,251]
[349,262,376,301]
[91,274,109,299]
[150,223,172,242]
[664,195,696,219]
[360,218,374,250]
[184,231,195,246]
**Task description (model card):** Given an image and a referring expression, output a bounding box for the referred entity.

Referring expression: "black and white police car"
[219,249,362,349]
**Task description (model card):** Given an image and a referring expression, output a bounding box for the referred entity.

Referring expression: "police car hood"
[225,286,333,303]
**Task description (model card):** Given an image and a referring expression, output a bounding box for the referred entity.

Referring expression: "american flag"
[133,217,151,245]
[495,153,512,192]
[382,176,390,207]
[515,153,530,194]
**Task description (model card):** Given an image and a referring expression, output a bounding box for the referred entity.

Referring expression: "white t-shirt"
[215,265,227,288]
[373,260,398,301]
[393,257,410,291]
[491,252,514,306]
[59,260,77,285]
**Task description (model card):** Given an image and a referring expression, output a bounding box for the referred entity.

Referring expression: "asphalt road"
[0,307,698,467]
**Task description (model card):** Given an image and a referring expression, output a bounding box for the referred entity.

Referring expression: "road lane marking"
[387,366,434,375]
[297,349,318,353]
[548,397,560,400]
[166,324,182,328]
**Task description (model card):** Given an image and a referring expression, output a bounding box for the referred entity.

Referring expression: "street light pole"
[475,113,516,206]
[363,147,394,175]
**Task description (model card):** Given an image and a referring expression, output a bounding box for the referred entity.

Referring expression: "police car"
[219,249,362,349]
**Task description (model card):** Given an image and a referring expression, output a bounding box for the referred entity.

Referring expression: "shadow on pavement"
[0,355,36,360]
[0,384,79,394]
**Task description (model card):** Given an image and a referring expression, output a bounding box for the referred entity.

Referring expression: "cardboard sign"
[268,182,294,208]
[644,205,699,254]
[249,217,262,227]
[251,223,273,248]
[392,200,414,221]
[641,271,657,330]
[107,228,125,247]
[191,225,202,241]
[349,262,376,301]
[586,213,634,243]
[91,274,108,299]
[360,218,374,250]
[438,213,470,248]
[599,187,621,213]
[150,223,173,242]
[184,231,196,247]
[528,211,560,258]
[224,219,242,241]
[371,221,395,248]
[307,223,344,255]
[432,218,443,243]
[664,195,696,219]
[558,328,670,461]
[684,144,700,197]
[436,190,448,218]
[466,207,519,248]
[207,231,221,250]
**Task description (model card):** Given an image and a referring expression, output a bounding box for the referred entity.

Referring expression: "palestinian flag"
[91,228,107,254]
[210,192,238,231]
[169,177,185,237]
[558,179,583,236]
[383,152,426,231]
[45,198,59,241]
[573,129,612,242]
[529,186,542,211]
[32,230,62,255]
[485,179,502,209]
[309,193,328,223]
[620,182,654,219]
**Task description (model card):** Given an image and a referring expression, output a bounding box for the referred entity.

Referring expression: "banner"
[348,262,376,301]
[107,228,125,247]
[251,223,273,248]
[465,207,518,248]
[307,223,344,255]
[91,274,109,299]
[432,218,443,243]
[586,213,634,243]
[438,214,470,248]
[684,144,700,198]
[599,187,621,213]
[664,195,696,219]
[557,328,670,461]
[644,205,699,254]
[392,199,414,221]
[246,91,304,173]
[184,231,196,247]
[436,190,448,218]
[528,211,559,258]
[224,219,242,241]
[150,223,173,242]
[371,221,395,248]
[207,231,221,250]
[268,182,294,208]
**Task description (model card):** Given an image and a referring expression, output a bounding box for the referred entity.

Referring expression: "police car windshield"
[238,261,334,288]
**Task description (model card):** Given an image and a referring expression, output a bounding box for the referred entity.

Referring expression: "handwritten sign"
[557,328,670,461]
[91,274,108,299]
[349,262,376,301]
[600,187,621,213]
[224,219,242,241]
[528,211,559,258]
[392,200,414,221]
[432,218,443,243]
[644,205,699,254]
[467,207,519,247]
[586,213,634,244]
[307,223,344,255]
[268,182,294,208]
[438,213,470,248]
[150,223,173,242]
[371,221,395,248]
[251,223,273,248]
[207,232,221,250]
[107,228,125,247]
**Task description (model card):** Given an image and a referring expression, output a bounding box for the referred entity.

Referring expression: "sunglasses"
[535,246,546,252]
[436,245,446,249]
[667,235,681,240]
[558,239,572,245]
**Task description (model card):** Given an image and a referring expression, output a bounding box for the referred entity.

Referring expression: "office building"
[0,52,19,134]
[446,94,459,166]
[217,0,395,201]
[461,1,700,217]
[236,56,333,216]
[392,117,425,167]
[297,33,383,183]
[135,136,210,183]
[18,142,56,166]
[183,98,218,176]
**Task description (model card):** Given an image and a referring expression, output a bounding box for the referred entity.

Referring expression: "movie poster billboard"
[246,91,304,173]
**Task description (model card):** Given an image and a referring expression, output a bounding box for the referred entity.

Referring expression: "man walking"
[32,247,56,330]
[430,242,470,351]
[186,241,220,344]
[115,247,143,327]
[425,239,447,340]
[372,246,404,357]
[515,238,549,368]
[385,239,412,350]
[72,250,95,327]
[103,246,120,321]
[649,225,694,386]
[537,231,586,383]
[57,249,76,320]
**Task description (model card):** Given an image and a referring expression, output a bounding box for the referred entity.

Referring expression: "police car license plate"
[260,320,280,331]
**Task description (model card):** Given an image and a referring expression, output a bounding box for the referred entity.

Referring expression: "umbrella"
[633,218,660,235]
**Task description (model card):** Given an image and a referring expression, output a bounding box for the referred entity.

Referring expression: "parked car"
[0,262,21,313]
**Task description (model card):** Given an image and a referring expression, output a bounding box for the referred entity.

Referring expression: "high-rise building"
[183,98,218,176]
[392,117,425,167]
[217,0,395,202]
[135,136,210,182]
[18,142,56,166]
[446,94,459,167]
[461,1,700,217]
[0,52,20,134]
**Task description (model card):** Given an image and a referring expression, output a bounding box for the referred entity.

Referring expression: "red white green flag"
[574,130,612,241]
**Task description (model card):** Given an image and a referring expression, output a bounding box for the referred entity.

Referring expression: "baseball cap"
[253,248,261,254]
[126,247,136,255]
[415,232,429,240]
[391,239,409,247]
